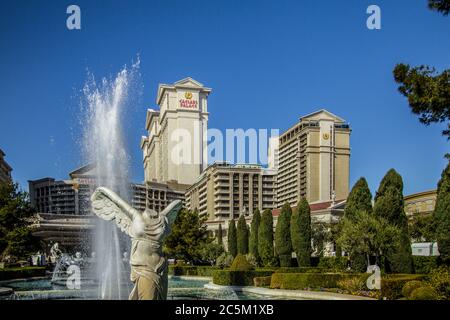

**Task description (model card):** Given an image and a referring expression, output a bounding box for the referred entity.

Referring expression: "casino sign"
[179,91,198,109]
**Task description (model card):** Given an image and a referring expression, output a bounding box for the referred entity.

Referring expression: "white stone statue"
[90,187,182,300]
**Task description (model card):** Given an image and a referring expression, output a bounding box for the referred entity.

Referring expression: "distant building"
[0,148,12,183]
[277,109,351,208]
[404,189,437,218]
[29,164,185,250]
[141,78,211,186]
[268,136,279,170]
[185,162,277,220]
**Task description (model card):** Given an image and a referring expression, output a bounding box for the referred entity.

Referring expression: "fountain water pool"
[0,277,308,300]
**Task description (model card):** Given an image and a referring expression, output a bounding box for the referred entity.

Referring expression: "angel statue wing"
[160,200,183,226]
[90,187,141,235]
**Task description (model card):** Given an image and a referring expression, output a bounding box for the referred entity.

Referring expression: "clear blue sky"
[0,0,448,196]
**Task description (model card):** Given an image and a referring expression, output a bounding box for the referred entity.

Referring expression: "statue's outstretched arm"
[91,187,140,235]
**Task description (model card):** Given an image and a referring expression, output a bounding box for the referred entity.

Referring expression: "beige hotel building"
[277,110,351,207]
[185,163,277,220]
[141,77,211,188]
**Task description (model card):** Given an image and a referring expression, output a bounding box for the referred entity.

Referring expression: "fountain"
[81,61,140,299]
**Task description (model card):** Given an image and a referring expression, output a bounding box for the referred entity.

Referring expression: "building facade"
[276,109,351,208]
[0,148,12,183]
[29,164,185,216]
[141,78,211,186]
[404,189,437,218]
[185,162,277,221]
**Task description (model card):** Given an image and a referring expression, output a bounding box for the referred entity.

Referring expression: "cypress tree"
[275,202,293,266]
[258,209,275,266]
[345,177,373,218]
[237,215,249,254]
[344,177,373,271]
[433,160,450,263]
[249,209,261,261]
[291,198,311,267]
[217,223,223,246]
[227,219,237,257]
[373,169,413,273]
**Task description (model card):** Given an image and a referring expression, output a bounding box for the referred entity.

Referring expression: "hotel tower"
[276,109,351,207]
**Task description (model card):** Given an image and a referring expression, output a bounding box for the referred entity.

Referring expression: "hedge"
[412,256,439,274]
[270,272,362,290]
[380,274,426,300]
[274,267,331,274]
[254,276,272,287]
[317,257,347,271]
[169,265,218,277]
[213,270,273,286]
[0,267,46,281]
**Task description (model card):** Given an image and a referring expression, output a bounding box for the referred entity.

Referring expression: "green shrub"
[274,267,330,274]
[337,274,372,292]
[254,276,272,287]
[412,256,439,274]
[402,280,425,298]
[410,286,440,300]
[245,253,258,268]
[381,274,426,300]
[216,253,233,269]
[213,270,273,286]
[169,265,218,277]
[427,266,450,299]
[270,272,362,290]
[0,267,46,281]
[230,254,254,271]
[318,256,347,271]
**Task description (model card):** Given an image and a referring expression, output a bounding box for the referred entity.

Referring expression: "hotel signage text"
[179,92,198,109]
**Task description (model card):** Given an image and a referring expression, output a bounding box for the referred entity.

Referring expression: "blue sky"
[0,0,448,196]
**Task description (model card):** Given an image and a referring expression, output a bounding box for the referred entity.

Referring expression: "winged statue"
[91,186,182,300]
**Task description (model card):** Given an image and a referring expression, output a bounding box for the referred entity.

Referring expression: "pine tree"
[433,160,450,263]
[237,215,249,254]
[343,177,373,271]
[249,208,261,261]
[217,223,223,246]
[258,209,275,266]
[275,202,292,266]
[373,169,413,273]
[291,198,311,267]
[227,219,237,257]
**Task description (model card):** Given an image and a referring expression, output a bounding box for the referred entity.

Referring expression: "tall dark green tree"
[164,209,210,262]
[343,177,374,271]
[217,223,223,246]
[344,177,373,218]
[373,169,413,273]
[433,160,450,263]
[249,208,261,261]
[227,219,237,257]
[258,209,275,266]
[0,181,39,259]
[275,202,292,266]
[291,198,311,267]
[237,215,249,254]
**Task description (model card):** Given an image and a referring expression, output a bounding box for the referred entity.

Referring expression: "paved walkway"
[204,283,375,300]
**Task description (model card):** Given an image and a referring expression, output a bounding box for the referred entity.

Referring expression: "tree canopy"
[291,198,311,267]
[0,181,39,260]
[249,208,260,261]
[237,215,249,254]
[164,209,210,263]
[258,209,275,266]
[227,219,237,257]
[433,160,450,262]
[275,202,292,266]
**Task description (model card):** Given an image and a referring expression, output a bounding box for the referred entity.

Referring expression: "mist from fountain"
[81,59,140,299]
